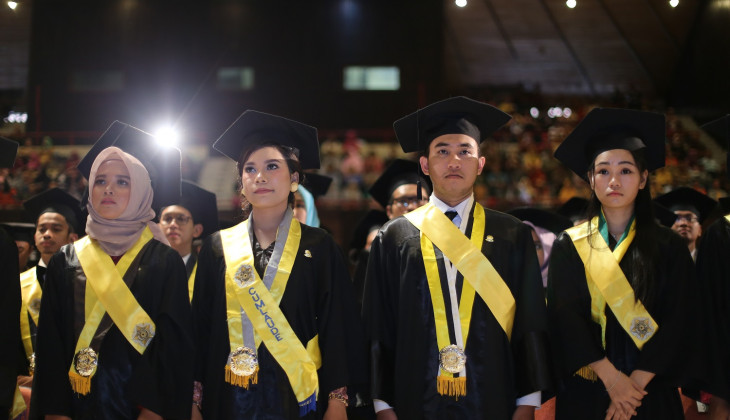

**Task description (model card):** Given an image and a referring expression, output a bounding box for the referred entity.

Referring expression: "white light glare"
[563,107,572,118]
[455,0,467,7]
[154,126,180,146]
[4,111,27,123]
[669,0,679,7]
[566,0,577,8]
[7,1,18,10]
[530,107,540,118]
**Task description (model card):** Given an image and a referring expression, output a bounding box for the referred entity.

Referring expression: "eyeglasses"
[391,196,428,208]
[674,214,699,224]
[160,214,192,226]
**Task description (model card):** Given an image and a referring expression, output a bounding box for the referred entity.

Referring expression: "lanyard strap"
[19,267,41,361]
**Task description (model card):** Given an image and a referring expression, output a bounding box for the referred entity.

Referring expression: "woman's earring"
[290,182,299,193]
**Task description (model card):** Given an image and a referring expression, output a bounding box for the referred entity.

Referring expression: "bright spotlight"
[154,126,180,146]
[563,107,572,118]
[669,0,679,7]
[530,107,540,118]
[7,1,18,9]
[566,0,577,8]
[455,0,467,7]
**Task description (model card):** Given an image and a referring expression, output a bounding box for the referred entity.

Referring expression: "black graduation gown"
[192,223,367,420]
[0,228,20,416]
[362,204,553,420]
[547,224,694,420]
[695,216,730,401]
[185,252,197,280]
[29,239,194,420]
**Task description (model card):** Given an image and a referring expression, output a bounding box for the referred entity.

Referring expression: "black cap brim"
[213,110,320,170]
[393,96,511,153]
[654,187,718,223]
[507,207,572,234]
[0,222,35,243]
[302,173,332,199]
[653,202,679,228]
[554,108,666,179]
[77,121,182,209]
[349,210,389,252]
[23,188,86,234]
[368,159,432,208]
[0,137,18,168]
[172,181,219,239]
[556,197,590,223]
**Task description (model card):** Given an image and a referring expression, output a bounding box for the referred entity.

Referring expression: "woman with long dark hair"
[191,111,364,419]
[547,108,694,420]
[30,123,194,420]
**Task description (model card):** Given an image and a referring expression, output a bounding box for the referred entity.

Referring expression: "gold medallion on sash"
[228,346,259,377]
[439,344,467,374]
[73,347,98,377]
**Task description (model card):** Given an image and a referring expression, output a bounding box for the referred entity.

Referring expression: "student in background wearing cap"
[15,188,85,396]
[293,173,332,227]
[556,197,590,226]
[30,123,193,420]
[363,97,552,420]
[548,108,695,420]
[368,159,431,220]
[0,223,36,272]
[159,180,218,302]
[694,114,730,419]
[655,187,717,261]
[192,110,365,419]
[0,138,24,419]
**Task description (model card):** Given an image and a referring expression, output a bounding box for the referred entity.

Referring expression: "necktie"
[445,210,459,227]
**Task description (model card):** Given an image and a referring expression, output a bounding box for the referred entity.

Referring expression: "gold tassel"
[224,365,259,389]
[575,366,598,382]
[436,375,467,398]
[69,370,92,395]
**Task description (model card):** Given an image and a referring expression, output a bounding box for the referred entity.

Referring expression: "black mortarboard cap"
[302,173,332,199]
[654,187,718,224]
[213,110,320,170]
[0,222,35,243]
[349,210,389,252]
[368,159,432,208]
[507,207,572,234]
[172,181,219,239]
[556,197,590,224]
[77,121,182,209]
[23,188,86,234]
[701,115,729,178]
[393,96,512,153]
[554,108,666,179]
[652,202,679,228]
[0,137,18,168]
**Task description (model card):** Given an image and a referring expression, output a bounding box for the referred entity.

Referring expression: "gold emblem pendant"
[133,323,155,347]
[235,264,254,287]
[630,317,655,340]
[439,344,467,374]
[74,347,98,377]
[228,346,259,376]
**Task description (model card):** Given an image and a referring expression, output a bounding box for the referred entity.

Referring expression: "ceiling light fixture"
[669,0,679,7]
[566,0,577,8]
[7,1,18,10]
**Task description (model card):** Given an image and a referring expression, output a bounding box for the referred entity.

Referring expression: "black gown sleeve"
[547,233,606,377]
[0,229,20,416]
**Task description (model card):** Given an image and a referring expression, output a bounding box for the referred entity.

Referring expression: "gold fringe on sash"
[69,370,92,395]
[224,365,259,389]
[437,375,467,398]
[574,366,598,382]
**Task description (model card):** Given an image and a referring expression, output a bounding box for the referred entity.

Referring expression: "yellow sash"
[566,217,658,353]
[10,384,26,419]
[220,216,319,415]
[69,227,156,394]
[405,203,515,397]
[188,261,197,302]
[19,267,42,366]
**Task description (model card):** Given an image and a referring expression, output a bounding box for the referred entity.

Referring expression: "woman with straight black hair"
[547,108,695,420]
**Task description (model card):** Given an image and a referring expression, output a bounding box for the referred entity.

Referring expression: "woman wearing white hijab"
[31,142,193,420]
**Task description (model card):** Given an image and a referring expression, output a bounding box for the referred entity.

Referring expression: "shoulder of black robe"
[192,224,367,419]
[547,224,695,384]
[0,228,20,415]
[695,217,730,400]
[362,206,552,420]
[29,239,193,420]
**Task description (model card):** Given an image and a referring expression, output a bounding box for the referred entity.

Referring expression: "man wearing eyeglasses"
[654,187,717,261]
[369,159,431,220]
[159,181,218,301]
